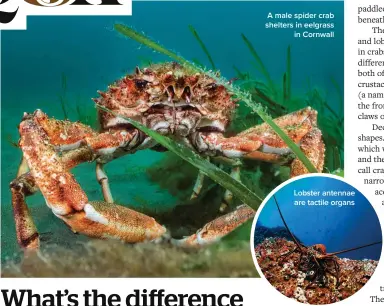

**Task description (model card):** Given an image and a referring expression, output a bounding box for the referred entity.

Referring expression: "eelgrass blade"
[96,105,263,210]
[286,45,292,101]
[114,24,185,63]
[188,25,216,70]
[58,73,68,120]
[254,87,287,115]
[233,66,249,80]
[332,169,344,177]
[113,24,318,173]
[61,72,67,92]
[58,96,68,120]
[330,76,343,115]
[333,146,341,170]
[192,58,204,68]
[283,73,288,103]
[241,33,277,96]
[313,86,343,125]
[6,134,18,148]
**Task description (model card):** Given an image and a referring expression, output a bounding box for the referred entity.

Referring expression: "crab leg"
[220,166,241,213]
[13,113,165,250]
[189,163,242,214]
[10,173,40,250]
[290,128,324,177]
[171,204,255,248]
[190,170,206,200]
[9,155,39,250]
[10,147,107,250]
[96,163,114,203]
[10,147,101,250]
[190,156,211,200]
[194,108,324,177]
[11,147,96,200]
[31,110,140,156]
[28,109,145,202]
[13,151,97,250]
[10,122,128,250]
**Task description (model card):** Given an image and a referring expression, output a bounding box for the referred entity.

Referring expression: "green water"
[1,1,344,261]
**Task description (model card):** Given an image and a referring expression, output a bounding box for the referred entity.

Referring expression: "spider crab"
[10,62,324,251]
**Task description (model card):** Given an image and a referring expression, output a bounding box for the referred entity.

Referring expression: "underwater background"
[1,1,344,265]
[255,176,382,260]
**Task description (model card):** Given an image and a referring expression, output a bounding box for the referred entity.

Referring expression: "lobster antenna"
[327,241,382,256]
[273,195,303,251]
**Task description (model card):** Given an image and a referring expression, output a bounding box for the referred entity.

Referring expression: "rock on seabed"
[255,238,378,304]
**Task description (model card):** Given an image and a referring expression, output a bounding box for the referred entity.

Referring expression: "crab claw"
[195,107,325,177]
[17,113,167,246]
[64,201,167,243]
[171,205,255,248]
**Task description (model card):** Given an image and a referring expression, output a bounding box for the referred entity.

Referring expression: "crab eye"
[134,79,149,90]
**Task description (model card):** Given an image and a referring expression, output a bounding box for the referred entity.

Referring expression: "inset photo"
[251,175,382,304]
